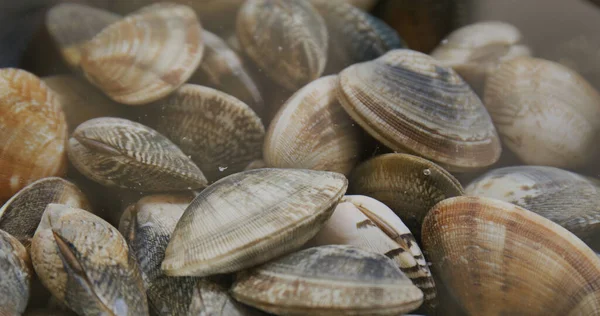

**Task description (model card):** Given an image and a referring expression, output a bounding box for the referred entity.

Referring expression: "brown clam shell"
[0,229,32,316]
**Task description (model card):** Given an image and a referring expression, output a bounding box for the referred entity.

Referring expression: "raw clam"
[263,75,362,176]
[0,68,67,202]
[68,117,208,191]
[0,229,32,316]
[80,3,204,105]
[466,166,600,239]
[423,196,600,315]
[236,0,328,91]
[338,49,502,171]
[162,168,348,277]
[31,204,148,315]
[484,56,600,168]
[232,245,424,315]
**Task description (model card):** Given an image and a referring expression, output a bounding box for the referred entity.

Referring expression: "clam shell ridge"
[162,168,348,277]
[338,49,502,171]
[0,230,32,316]
[423,196,600,315]
[80,3,204,105]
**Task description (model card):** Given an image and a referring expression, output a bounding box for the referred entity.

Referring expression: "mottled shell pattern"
[0,229,32,316]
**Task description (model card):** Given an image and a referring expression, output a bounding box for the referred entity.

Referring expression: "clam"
[484,56,600,168]
[146,84,264,182]
[0,230,32,316]
[0,68,68,203]
[0,177,91,248]
[350,153,464,237]
[80,3,204,105]
[311,195,437,311]
[264,75,362,176]
[338,49,502,171]
[68,117,208,191]
[423,196,600,315]
[310,0,405,74]
[236,0,328,91]
[431,21,531,95]
[466,166,600,239]
[232,245,424,315]
[188,278,265,316]
[31,203,148,315]
[162,168,348,277]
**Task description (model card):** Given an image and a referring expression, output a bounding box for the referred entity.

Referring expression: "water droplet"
[219,166,228,172]
[423,169,431,176]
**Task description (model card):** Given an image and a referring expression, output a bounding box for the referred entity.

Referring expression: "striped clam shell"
[0,229,32,316]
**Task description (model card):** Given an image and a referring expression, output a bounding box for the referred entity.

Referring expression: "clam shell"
[0,177,90,248]
[466,166,600,239]
[0,68,68,202]
[423,196,600,315]
[338,49,501,171]
[236,0,328,91]
[0,230,32,316]
[484,56,600,168]
[162,168,348,277]
[187,279,264,316]
[68,117,208,191]
[264,75,362,176]
[80,3,204,105]
[31,204,148,315]
[350,153,464,237]
[232,245,424,315]
[244,159,267,171]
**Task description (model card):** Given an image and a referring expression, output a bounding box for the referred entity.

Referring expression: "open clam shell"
[0,230,32,316]
[232,245,424,315]
[423,196,600,315]
[162,168,348,277]
[338,49,502,171]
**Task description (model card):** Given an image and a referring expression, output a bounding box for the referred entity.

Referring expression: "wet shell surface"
[162,168,348,277]
[484,56,600,168]
[236,0,329,91]
[232,245,424,315]
[0,229,32,316]
[466,166,600,239]
[264,75,362,176]
[423,196,600,315]
[30,204,148,315]
[0,177,91,248]
[147,84,264,182]
[338,49,502,171]
[350,153,464,237]
[68,117,208,191]
[80,3,204,105]
[0,68,68,202]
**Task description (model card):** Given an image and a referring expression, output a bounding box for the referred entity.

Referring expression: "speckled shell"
[0,177,90,248]
[264,76,362,176]
[0,230,32,316]
[162,168,348,277]
[0,68,68,202]
[431,21,531,95]
[484,57,600,168]
[30,204,148,315]
[466,166,600,239]
[80,3,204,105]
[350,153,464,237]
[68,117,208,191]
[232,245,423,315]
[423,196,600,315]
[338,49,501,171]
[236,0,328,91]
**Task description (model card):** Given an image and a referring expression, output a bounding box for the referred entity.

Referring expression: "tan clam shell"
[188,278,265,316]
[68,117,208,191]
[80,3,204,105]
[0,68,68,202]
[232,245,423,315]
[236,0,328,91]
[0,229,32,316]
[0,177,90,248]
[162,168,348,277]
[264,75,362,176]
[423,196,600,315]
[484,56,600,168]
[338,49,502,171]
[31,204,148,315]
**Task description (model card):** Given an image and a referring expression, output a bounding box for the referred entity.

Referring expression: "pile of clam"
[2,0,600,315]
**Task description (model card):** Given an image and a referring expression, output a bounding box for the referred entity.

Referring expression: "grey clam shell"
[0,229,32,316]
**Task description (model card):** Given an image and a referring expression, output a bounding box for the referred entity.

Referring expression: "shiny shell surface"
[0,229,32,316]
